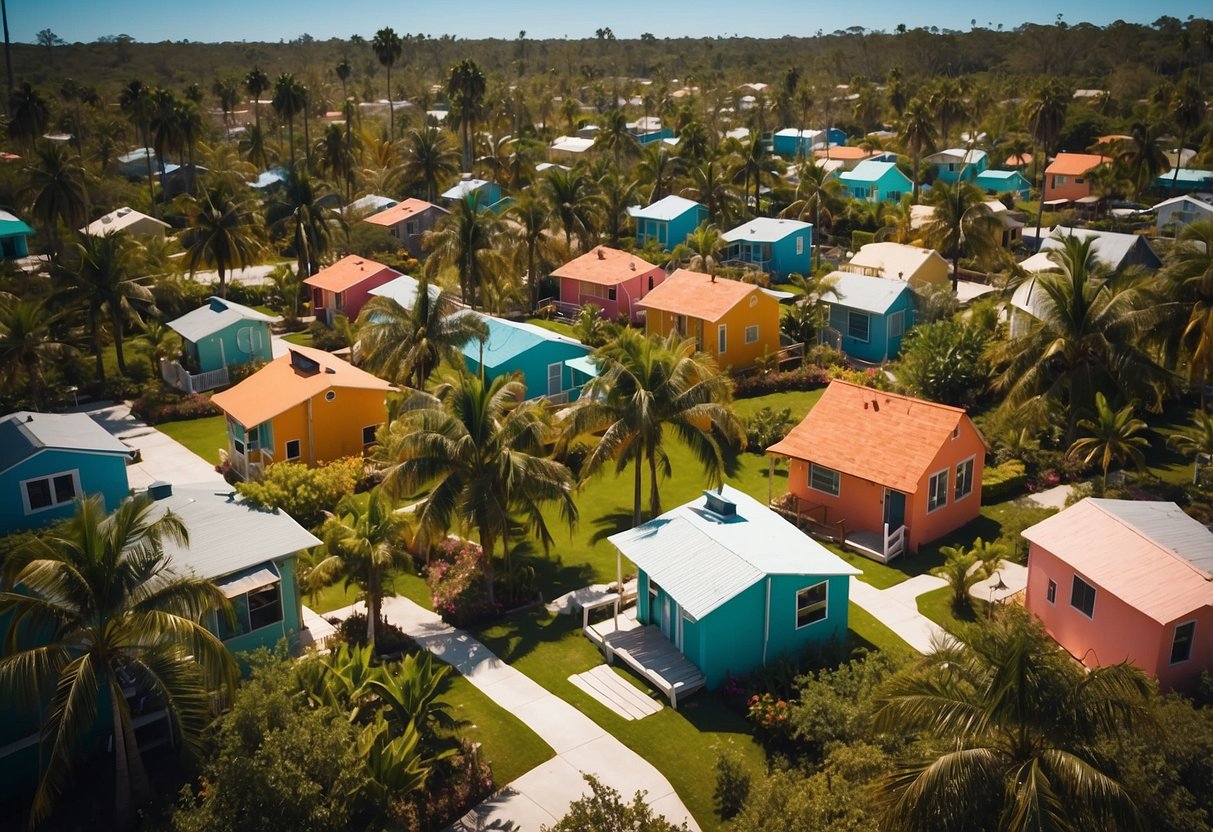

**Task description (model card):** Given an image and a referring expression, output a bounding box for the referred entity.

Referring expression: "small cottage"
[824,272,915,363]
[81,207,169,240]
[460,314,594,404]
[975,169,1031,201]
[1153,194,1213,232]
[628,195,708,250]
[361,197,447,259]
[1152,169,1213,194]
[0,210,33,259]
[441,176,504,211]
[773,128,826,158]
[843,242,951,292]
[925,148,989,183]
[721,217,812,281]
[167,296,280,375]
[838,160,913,204]
[552,245,666,323]
[1043,153,1109,203]
[303,254,402,326]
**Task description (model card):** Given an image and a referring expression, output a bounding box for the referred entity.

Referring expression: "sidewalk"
[81,402,227,490]
[848,576,949,654]
[328,597,699,832]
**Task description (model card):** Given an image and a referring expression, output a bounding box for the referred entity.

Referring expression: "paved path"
[81,402,227,490]
[569,666,663,721]
[185,263,282,286]
[327,597,698,832]
[848,576,949,654]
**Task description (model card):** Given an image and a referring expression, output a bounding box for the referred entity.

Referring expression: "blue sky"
[13,0,1208,44]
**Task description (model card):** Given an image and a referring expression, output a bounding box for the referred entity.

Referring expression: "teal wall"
[218,556,303,657]
[934,155,989,184]
[0,449,130,534]
[976,171,1030,199]
[187,319,275,373]
[828,289,915,363]
[843,167,913,203]
[635,204,708,250]
[729,227,812,281]
[464,340,591,401]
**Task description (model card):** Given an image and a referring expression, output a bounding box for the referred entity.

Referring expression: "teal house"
[825,272,915,363]
[0,209,33,259]
[839,160,912,204]
[167,297,280,374]
[926,148,989,183]
[0,411,130,534]
[976,169,1031,200]
[460,313,595,403]
[628,194,708,249]
[721,217,812,281]
[1153,169,1213,194]
[604,486,859,693]
[442,176,505,211]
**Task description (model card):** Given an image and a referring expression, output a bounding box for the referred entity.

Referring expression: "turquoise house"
[1153,169,1213,194]
[926,148,989,183]
[721,217,812,281]
[976,169,1031,200]
[773,128,826,158]
[0,209,33,259]
[628,195,708,249]
[606,485,860,692]
[839,161,913,204]
[460,313,595,403]
[825,272,915,363]
[441,176,505,211]
[167,297,280,373]
[0,411,130,534]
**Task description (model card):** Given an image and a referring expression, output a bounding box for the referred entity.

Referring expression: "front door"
[660,596,674,641]
[883,488,906,529]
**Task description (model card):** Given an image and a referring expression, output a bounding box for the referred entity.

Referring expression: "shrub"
[982,459,1028,502]
[131,386,221,424]
[851,229,875,250]
[743,407,793,452]
[328,611,419,658]
[894,318,990,407]
[734,365,831,398]
[713,755,751,821]
[236,457,362,529]
[425,538,501,627]
[802,344,848,368]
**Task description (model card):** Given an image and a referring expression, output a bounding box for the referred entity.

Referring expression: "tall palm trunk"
[632,449,642,527]
[91,309,105,382]
[1033,142,1047,241]
[366,566,379,652]
[648,445,662,520]
[111,678,135,829]
[302,101,311,172]
[111,311,128,375]
[142,126,158,219]
[386,65,393,139]
[1170,127,1187,195]
[286,117,296,168]
[24,354,43,410]
[479,531,497,605]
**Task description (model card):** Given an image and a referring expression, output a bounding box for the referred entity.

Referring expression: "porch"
[160,358,230,394]
[767,491,906,564]
[582,600,706,709]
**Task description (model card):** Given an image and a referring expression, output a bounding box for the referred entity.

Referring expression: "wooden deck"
[584,607,706,709]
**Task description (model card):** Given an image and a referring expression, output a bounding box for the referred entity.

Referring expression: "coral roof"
[813,146,876,161]
[1045,153,1109,175]
[767,380,970,493]
[636,269,758,323]
[362,198,442,228]
[302,254,399,293]
[210,344,393,428]
[551,246,661,286]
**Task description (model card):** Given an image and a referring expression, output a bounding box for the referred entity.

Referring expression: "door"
[883,488,906,529]
[660,596,674,640]
[547,362,563,397]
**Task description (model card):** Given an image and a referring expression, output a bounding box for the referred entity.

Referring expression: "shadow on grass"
[509,539,596,602]
[590,509,638,546]
[472,605,584,666]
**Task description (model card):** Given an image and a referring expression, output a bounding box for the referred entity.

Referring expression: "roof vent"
[148,481,173,501]
[117,207,132,216]
[25,414,33,422]
[629,261,636,270]
[289,349,321,375]
[324,367,336,374]
[597,248,605,259]
[101,215,112,224]
[702,488,737,519]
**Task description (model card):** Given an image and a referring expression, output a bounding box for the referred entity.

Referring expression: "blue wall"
[464,339,592,401]
[841,167,913,203]
[828,291,915,363]
[187,319,275,373]
[0,449,129,534]
[976,171,1030,199]
[635,204,708,250]
[934,155,988,184]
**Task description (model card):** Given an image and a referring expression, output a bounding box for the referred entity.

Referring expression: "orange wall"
[644,290,780,371]
[1045,171,1094,202]
[267,386,388,467]
[786,459,885,539]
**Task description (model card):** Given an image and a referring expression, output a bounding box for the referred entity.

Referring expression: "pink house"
[551,245,665,323]
[304,255,402,327]
[1023,498,1213,692]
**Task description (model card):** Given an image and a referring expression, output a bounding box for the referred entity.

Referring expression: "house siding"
[188,319,275,374]
[841,168,913,203]
[828,292,914,363]
[934,156,988,184]
[558,266,665,322]
[380,206,444,259]
[0,449,130,534]
[463,340,592,401]
[976,171,1031,199]
[219,556,304,657]
[310,268,399,326]
[634,204,708,250]
[229,386,388,471]
[644,290,780,372]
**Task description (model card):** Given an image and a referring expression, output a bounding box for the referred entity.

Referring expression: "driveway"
[82,402,227,490]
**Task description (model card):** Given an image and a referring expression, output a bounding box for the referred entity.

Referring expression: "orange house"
[211,345,393,480]
[767,380,985,561]
[1043,152,1109,203]
[636,269,781,372]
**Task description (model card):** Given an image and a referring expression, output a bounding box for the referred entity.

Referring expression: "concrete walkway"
[327,597,698,832]
[81,402,227,489]
[849,576,948,654]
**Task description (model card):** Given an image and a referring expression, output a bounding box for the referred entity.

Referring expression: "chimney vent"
[597,248,605,260]
[702,488,737,519]
[148,481,173,501]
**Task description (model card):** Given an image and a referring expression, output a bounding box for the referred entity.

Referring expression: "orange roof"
[813,147,876,161]
[767,380,970,493]
[1093,134,1133,146]
[636,269,758,323]
[1045,153,1109,176]
[210,344,393,428]
[551,246,661,287]
[362,198,443,228]
[1005,152,1033,167]
[303,254,399,293]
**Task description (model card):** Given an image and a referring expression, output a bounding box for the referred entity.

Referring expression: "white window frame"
[847,310,869,343]
[285,439,301,461]
[954,456,975,501]
[744,324,759,344]
[926,469,948,513]
[717,324,727,354]
[547,362,564,396]
[20,470,82,515]
[796,236,804,256]
[887,309,905,339]
[1170,620,1196,665]
[1070,575,1096,619]
[808,463,841,497]
[796,581,829,629]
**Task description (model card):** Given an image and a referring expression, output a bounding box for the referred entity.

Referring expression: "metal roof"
[81,206,169,236]
[0,210,33,237]
[458,312,588,369]
[840,160,907,184]
[0,411,130,475]
[167,297,280,342]
[1040,227,1161,272]
[608,485,858,621]
[441,178,493,199]
[369,275,441,310]
[721,217,811,243]
[626,194,704,222]
[829,272,912,315]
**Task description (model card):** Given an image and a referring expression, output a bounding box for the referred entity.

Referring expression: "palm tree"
[508,193,561,309]
[244,67,270,131]
[1067,392,1150,489]
[932,538,1001,615]
[873,609,1151,832]
[118,80,158,217]
[543,168,601,250]
[308,485,413,653]
[595,108,640,170]
[683,155,738,229]
[0,495,237,828]
[422,197,507,309]
[25,142,88,262]
[447,58,486,172]
[266,171,342,278]
[371,28,403,138]
[316,123,356,204]
[595,171,638,249]
[1164,220,1213,392]
[635,142,682,203]
[0,297,75,409]
[401,127,459,203]
[561,329,742,525]
[1168,79,1206,195]
[181,186,263,299]
[237,123,272,170]
[7,81,49,150]
[920,181,1003,291]
[1025,80,1069,239]
[1168,408,1213,483]
[1117,121,1170,201]
[272,73,307,169]
[378,373,578,604]
[898,98,937,202]
[211,78,240,134]
[671,222,726,274]
[334,58,352,103]
[357,276,488,389]
[732,132,780,219]
[781,159,843,271]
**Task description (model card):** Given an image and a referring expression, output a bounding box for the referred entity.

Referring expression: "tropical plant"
[0,297,75,409]
[1168,408,1213,484]
[372,28,403,138]
[1117,121,1170,200]
[1167,79,1207,195]
[1025,79,1069,238]
[181,185,262,298]
[243,67,270,131]
[732,132,780,218]
[684,155,739,229]
[897,98,937,202]
[134,318,180,362]
[25,141,88,261]
[595,108,641,170]
[272,73,307,168]
[7,81,49,150]
[508,193,562,309]
[635,142,682,203]
[781,161,843,270]
[1067,392,1150,489]
[401,126,459,204]
[316,123,357,203]
[543,774,689,832]
[1161,220,1213,390]
[671,222,726,274]
[266,170,342,278]
[543,168,601,250]
[448,58,486,172]
[118,79,159,216]
[573,304,612,348]
[919,181,1003,290]
[932,538,1002,614]
[1,495,237,828]
[422,197,507,309]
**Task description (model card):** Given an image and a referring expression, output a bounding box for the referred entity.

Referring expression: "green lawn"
[524,317,578,338]
[847,602,914,658]
[304,568,433,614]
[732,388,825,419]
[156,414,229,466]
[915,585,987,635]
[283,331,315,347]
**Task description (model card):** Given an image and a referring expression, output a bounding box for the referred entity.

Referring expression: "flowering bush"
[131,387,221,424]
[425,539,502,627]
[236,457,362,529]
[747,692,791,732]
[734,365,831,398]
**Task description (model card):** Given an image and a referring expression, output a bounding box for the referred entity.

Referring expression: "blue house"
[926,148,989,184]
[839,161,913,204]
[0,411,130,534]
[441,176,505,211]
[773,128,826,158]
[116,147,159,179]
[595,485,859,700]
[825,272,915,363]
[0,210,32,259]
[1153,169,1213,194]
[628,195,708,250]
[167,297,280,374]
[460,314,594,403]
[976,169,1031,200]
[721,217,812,281]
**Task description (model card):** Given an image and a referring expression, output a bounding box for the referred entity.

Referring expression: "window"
[285,439,301,461]
[1053,175,1067,186]
[22,471,79,514]
[233,437,246,456]
[796,236,804,256]
[927,469,948,512]
[405,220,418,236]
[334,292,344,312]
[809,463,841,496]
[1070,575,1096,618]
[1046,579,1057,604]
[745,324,759,344]
[796,582,828,628]
[247,585,283,631]
[887,310,905,339]
[1075,177,1085,185]
[847,311,870,342]
[325,390,336,402]
[717,324,727,354]
[887,190,902,201]
[648,275,655,290]
[1170,621,1196,664]
[607,286,617,301]
[954,458,975,500]
[362,425,379,447]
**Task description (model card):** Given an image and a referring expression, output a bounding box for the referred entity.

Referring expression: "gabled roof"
[840,160,908,184]
[550,135,595,153]
[551,245,661,286]
[368,274,441,310]
[847,242,948,281]
[302,255,400,294]
[767,380,972,494]
[81,206,169,236]
[345,194,398,215]
[828,272,912,315]
[1153,194,1213,214]
[441,178,494,200]
[722,217,811,243]
[1040,227,1161,272]
[0,210,33,237]
[774,128,824,141]
[1155,169,1213,186]
[1006,152,1033,167]
[1045,153,1108,175]
[458,313,587,369]
[608,485,859,621]
[362,197,444,227]
[210,344,393,428]
[636,269,760,323]
[0,411,130,475]
[1022,498,1213,625]
[168,296,280,342]
[977,169,1029,183]
[627,194,704,222]
[926,148,988,166]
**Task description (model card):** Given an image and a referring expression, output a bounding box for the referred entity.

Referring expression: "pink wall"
[558,267,665,323]
[312,268,399,323]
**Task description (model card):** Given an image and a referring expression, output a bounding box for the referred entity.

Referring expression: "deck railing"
[160,359,230,394]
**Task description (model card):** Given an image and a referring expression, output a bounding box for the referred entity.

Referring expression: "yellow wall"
[267,386,388,467]
[644,288,781,372]
[909,257,950,292]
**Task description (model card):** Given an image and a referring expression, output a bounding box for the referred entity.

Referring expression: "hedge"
[982,459,1029,503]
[735,366,831,398]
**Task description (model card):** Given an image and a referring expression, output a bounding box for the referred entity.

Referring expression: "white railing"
[884,523,907,562]
[160,359,230,394]
[535,297,581,321]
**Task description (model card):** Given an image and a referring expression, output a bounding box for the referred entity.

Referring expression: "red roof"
[767,380,971,493]
[303,255,400,293]
[1045,153,1109,176]
[551,246,662,287]
[636,269,758,323]
[362,198,443,228]
[813,147,877,161]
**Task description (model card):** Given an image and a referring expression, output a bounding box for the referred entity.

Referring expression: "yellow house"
[841,242,950,292]
[637,269,781,372]
[210,345,394,479]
